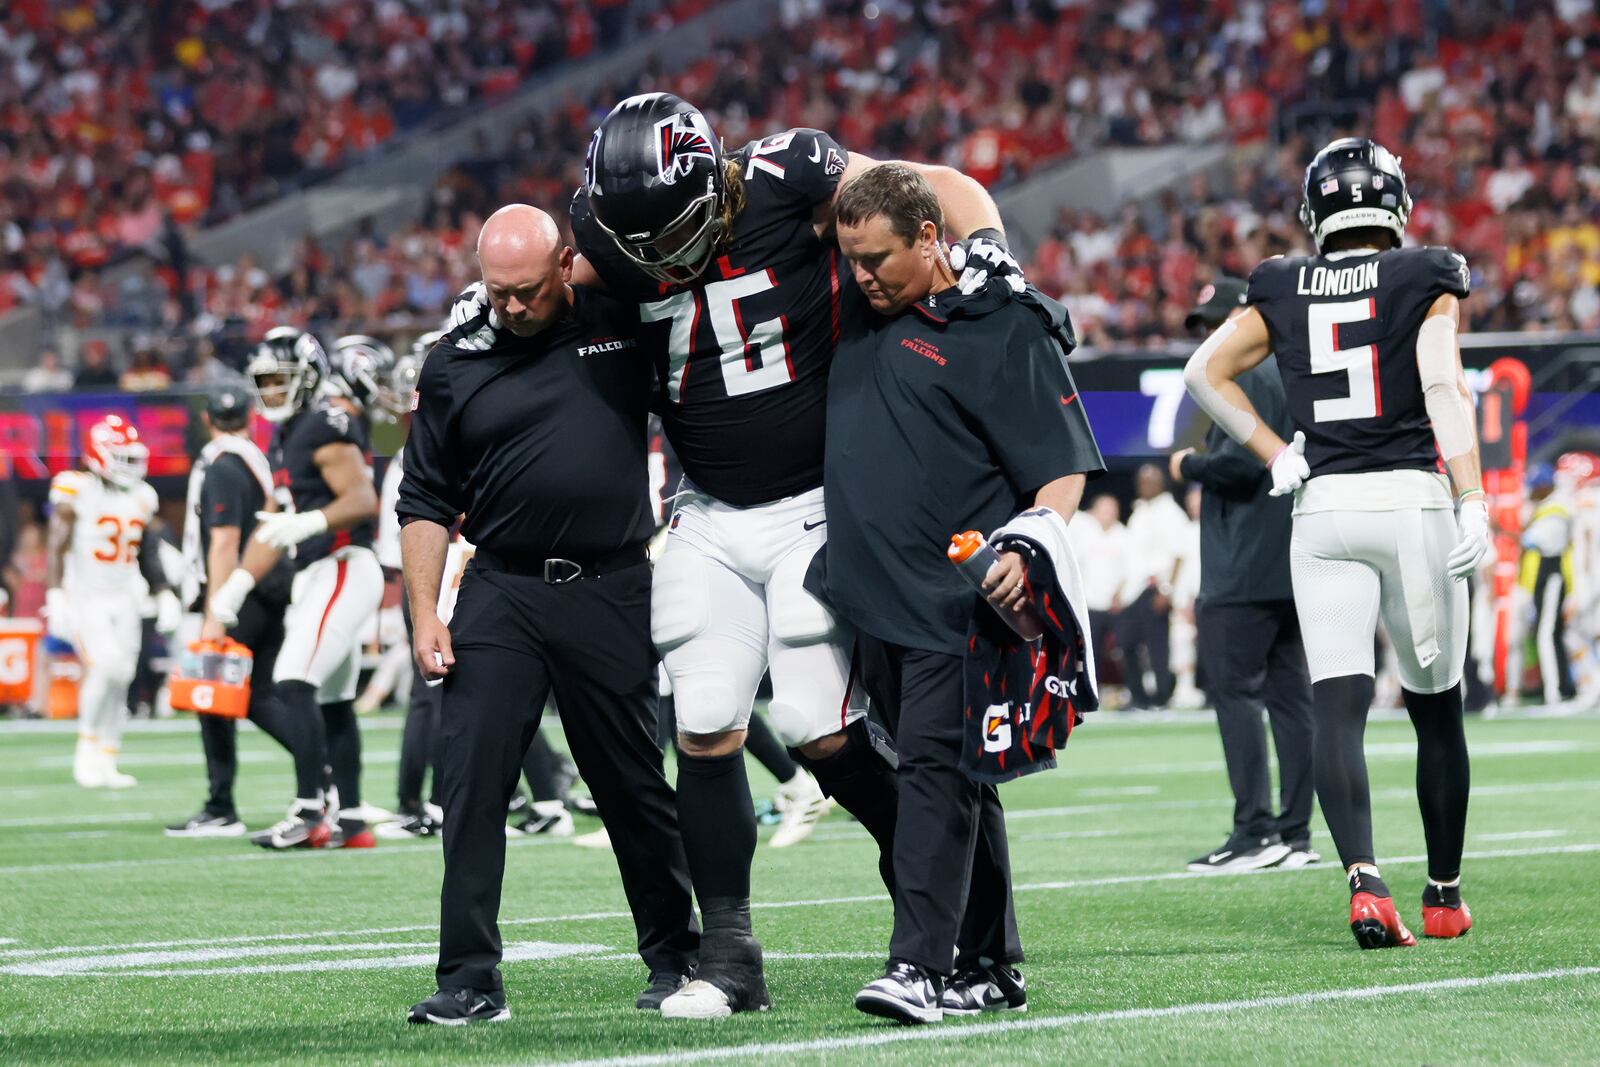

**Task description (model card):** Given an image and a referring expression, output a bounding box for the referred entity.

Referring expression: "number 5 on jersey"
[641,271,793,402]
[1308,297,1380,422]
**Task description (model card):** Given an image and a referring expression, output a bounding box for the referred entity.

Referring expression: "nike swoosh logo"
[808,140,822,162]
[471,998,493,1013]
[1208,851,1232,863]
[803,519,826,531]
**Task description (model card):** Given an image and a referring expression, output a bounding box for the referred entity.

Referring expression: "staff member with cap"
[812,164,1104,1024]
[399,204,698,1026]
[1170,277,1317,873]
[166,383,312,838]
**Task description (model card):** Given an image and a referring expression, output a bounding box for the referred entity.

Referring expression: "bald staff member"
[399,205,698,1025]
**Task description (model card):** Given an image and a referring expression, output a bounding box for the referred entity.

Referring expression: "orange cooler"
[169,639,253,718]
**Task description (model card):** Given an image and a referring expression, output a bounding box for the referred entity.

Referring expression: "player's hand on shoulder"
[949,231,1025,295]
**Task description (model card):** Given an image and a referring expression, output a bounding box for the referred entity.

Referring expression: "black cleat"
[406,987,510,1025]
[660,928,769,1018]
[636,970,692,1011]
[164,810,246,838]
[855,959,945,1025]
[942,962,1027,1014]
[1186,834,1291,872]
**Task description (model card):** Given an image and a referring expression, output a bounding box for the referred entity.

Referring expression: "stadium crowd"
[4,0,1597,380]
[0,0,713,317]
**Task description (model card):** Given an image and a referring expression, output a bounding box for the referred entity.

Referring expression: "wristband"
[1457,488,1485,503]
[968,227,1008,251]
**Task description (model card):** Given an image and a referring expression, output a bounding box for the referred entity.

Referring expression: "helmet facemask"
[595,175,725,286]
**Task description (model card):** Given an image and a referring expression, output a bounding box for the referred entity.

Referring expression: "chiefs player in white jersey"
[46,415,182,788]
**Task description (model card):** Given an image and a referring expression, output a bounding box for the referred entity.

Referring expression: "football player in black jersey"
[210,327,385,850]
[569,93,1017,1018]
[1184,138,1488,949]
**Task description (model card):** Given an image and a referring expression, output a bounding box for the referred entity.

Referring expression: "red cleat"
[305,819,334,849]
[333,828,377,849]
[1423,899,1472,938]
[1350,892,1417,949]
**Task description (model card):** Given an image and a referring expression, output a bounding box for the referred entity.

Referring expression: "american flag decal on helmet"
[655,114,715,186]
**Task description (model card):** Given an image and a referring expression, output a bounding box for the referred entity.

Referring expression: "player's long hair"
[718,158,746,249]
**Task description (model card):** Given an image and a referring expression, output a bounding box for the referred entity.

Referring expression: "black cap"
[207,381,253,429]
[1185,277,1249,330]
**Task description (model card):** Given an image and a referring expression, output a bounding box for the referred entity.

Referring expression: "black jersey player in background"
[166,383,309,838]
[210,327,385,850]
[560,92,1018,1018]
[1185,138,1489,949]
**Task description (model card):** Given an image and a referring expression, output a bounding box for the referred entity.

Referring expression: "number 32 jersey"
[48,470,159,595]
[572,128,851,506]
[1248,245,1470,477]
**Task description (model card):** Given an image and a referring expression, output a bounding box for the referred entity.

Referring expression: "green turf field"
[1,709,1596,1065]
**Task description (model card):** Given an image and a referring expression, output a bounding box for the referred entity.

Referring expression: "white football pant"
[275,547,384,702]
[69,591,142,753]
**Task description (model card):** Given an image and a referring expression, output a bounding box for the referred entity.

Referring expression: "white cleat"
[99,753,137,790]
[73,739,105,789]
[572,827,612,850]
[659,979,734,1020]
[769,770,833,848]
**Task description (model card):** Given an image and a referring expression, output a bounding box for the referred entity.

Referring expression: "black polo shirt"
[811,281,1104,654]
[396,284,655,561]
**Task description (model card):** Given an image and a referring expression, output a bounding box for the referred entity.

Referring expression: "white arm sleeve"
[1181,319,1257,444]
[1417,314,1476,461]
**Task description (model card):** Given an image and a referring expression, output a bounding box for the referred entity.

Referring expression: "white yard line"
[1476,829,1568,841]
[5,842,1598,962]
[542,967,1600,1067]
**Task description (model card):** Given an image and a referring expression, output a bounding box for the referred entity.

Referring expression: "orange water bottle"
[948,531,1044,641]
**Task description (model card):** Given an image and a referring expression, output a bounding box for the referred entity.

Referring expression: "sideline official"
[399,205,697,1025]
[1171,278,1316,872]
[166,384,314,836]
[812,165,1104,1023]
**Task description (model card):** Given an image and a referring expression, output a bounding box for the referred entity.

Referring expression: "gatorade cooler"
[0,618,43,705]
[169,639,253,718]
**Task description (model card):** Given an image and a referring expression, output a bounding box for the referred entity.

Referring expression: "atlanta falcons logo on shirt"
[654,112,717,185]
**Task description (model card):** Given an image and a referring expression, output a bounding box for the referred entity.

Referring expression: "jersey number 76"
[641,271,794,402]
[1308,297,1380,423]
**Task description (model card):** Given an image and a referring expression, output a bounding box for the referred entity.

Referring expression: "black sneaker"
[635,970,691,1011]
[377,811,442,840]
[406,987,510,1025]
[165,810,246,838]
[1279,840,1323,869]
[1185,834,1291,873]
[250,803,331,850]
[855,959,944,1025]
[941,962,1027,1015]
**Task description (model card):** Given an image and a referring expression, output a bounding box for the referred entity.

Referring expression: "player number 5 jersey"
[49,470,159,594]
[1248,245,1470,478]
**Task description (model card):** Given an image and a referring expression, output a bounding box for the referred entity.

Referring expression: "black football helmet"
[584,92,725,285]
[1299,137,1413,251]
[247,326,328,424]
[328,334,401,421]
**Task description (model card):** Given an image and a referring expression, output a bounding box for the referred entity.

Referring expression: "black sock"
[277,680,328,804]
[798,723,899,893]
[1312,674,1377,871]
[676,748,756,904]
[1348,866,1391,898]
[743,714,799,784]
[1403,685,1470,884]
[1422,881,1463,908]
[322,699,364,832]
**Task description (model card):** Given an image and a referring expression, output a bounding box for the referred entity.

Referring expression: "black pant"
[1113,587,1173,708]
[435,561,697,993]
[1528,556,1576,701]
[197,592,295,815]
[1200,599,1315,845]
[856,633,1021,976]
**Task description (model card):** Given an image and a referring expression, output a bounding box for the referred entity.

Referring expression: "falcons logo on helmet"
[654,113,716,186]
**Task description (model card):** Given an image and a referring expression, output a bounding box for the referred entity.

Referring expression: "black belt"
[472,545,647,584]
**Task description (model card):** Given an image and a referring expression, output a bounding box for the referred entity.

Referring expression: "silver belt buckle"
[543,558,584,585]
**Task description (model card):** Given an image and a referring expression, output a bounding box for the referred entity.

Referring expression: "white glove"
[1267,431,1310,497]
[254,509,328,550]
[154,589,183,638]
[44,587,73,643]
[1448,498,1491,582]
[948,234,1026,295]
[209,569,256,629]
